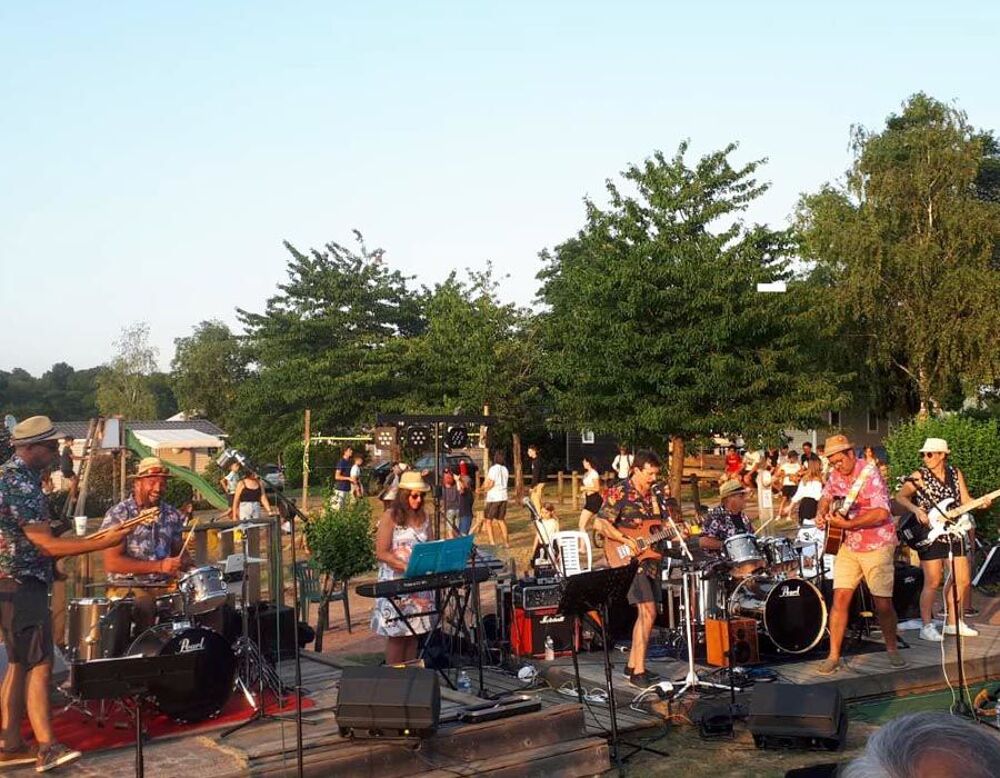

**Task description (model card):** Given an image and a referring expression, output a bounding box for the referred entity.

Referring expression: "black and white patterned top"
[913,464,960,511]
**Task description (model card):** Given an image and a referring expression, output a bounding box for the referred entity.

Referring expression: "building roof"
[54,419,227,442]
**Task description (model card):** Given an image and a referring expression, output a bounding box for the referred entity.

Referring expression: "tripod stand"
[220,519,293,738]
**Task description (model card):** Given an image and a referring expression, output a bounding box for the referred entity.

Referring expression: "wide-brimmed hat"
[823,434,855,458]
[919,437,950,454]
[129,456,174,479]
[398,471,430,493]
[11,416,61,445]
[719,479,747,500]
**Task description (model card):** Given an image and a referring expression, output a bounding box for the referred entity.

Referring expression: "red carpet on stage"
[28,692,315,753]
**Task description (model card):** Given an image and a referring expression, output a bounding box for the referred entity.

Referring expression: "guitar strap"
[839,462,878,517]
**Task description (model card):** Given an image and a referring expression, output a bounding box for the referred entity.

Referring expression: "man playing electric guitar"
[815,434,905,675]
[595,450,672,688]
[895,437,993,642]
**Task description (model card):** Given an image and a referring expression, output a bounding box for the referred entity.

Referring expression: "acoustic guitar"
[821,498,848,555]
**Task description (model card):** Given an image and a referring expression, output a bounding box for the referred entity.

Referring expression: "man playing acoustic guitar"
[595,450,678,688]
[815,434,905,675]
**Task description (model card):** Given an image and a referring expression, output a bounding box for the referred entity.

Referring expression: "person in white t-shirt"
[612,446,633,480]
[478,450,510,546]
[775,451,802,519]
[757,460,775,525]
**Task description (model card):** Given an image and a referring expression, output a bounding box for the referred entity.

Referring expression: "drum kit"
[662,530,828,656]
[63,521,281,724]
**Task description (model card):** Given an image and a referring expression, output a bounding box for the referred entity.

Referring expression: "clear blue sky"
[2,1,997,375]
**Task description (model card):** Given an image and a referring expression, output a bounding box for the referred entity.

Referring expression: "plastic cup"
[74,516,88,537]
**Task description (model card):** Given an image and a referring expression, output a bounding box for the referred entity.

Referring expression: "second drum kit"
[63,520,276,724]
[661,531,829,656]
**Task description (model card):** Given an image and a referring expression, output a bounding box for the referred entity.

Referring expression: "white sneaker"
[943,621,979,637]
[919,623,943,642]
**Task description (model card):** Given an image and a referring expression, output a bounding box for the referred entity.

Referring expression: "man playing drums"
[101,457,190,629]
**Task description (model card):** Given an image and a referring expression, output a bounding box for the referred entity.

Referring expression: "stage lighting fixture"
[444,426,469,450]
[374,426,398,450]
[406,425,431,448]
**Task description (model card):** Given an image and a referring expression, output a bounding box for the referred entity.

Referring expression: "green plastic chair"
[294,562,351,638]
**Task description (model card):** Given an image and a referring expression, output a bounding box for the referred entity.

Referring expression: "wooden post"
[571,471,580,510]
[557,471,565,504]
[302,409,311,514]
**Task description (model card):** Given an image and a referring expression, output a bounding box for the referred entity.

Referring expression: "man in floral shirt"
[101,457,189,630]
[815,434,905,675]
[595,450,670,688]
[0,417,129,771]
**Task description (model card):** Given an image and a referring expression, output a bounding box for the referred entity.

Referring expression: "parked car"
[260,463,285,493]
[373,454,479,488]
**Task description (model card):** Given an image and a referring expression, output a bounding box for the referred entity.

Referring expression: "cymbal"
[218,522,270,534]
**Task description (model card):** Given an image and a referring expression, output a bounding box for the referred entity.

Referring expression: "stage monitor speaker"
[749,683,847,751]
[511,606,577,658]
[336,666,440,737]
[706,618,759,667]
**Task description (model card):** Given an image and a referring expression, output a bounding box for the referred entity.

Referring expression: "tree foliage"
[539,142,846,490]
[95,322,160,420]
[797,93,1000,415]
[232,234,426,459]
[0,363,103,420]
[170,320,246,429]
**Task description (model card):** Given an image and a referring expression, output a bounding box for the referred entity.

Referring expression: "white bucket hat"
[919,437,950,454]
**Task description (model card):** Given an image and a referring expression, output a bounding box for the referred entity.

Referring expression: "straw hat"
[129,456,173,479]
[398,471,430,493]
[11,416,61,445]
[719,479,747,500]
[823,434,855,458]
[919,438,950,454]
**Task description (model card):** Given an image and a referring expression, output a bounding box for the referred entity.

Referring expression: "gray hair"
[840,711,1000,778]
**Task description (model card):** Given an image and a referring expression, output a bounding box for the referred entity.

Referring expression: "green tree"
[96,322,159,419]
[170,320,246,429]
[539,143,846,495]
[797,93,1000,417]
[233,234,425,459]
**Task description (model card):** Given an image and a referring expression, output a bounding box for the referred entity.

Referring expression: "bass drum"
[730,576,828,654]
[127,625,236,722]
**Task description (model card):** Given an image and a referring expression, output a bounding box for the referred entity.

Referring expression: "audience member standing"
[578,456,603,532]
[612,446,633,480]
[478,450,509,546]
[527,445,546,514]
[775,449,802,518]
[332,446,353,510]
[456,461,474,535]
[58,436,78,504]
[757,461,775,525]
[787,457,823,526]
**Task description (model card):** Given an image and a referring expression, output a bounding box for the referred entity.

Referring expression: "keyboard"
[356,566,492,599]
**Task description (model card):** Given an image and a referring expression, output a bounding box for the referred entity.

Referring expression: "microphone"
[522,497,542,522]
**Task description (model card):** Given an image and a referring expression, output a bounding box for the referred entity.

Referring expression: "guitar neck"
[946,489,1000,519]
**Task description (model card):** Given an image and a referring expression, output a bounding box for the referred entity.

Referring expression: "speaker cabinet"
[511,606,577,658]
[706,618,759,667]
[749,683,847,751]
[336,666,441,737]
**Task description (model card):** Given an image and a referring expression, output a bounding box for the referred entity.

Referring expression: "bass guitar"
[604,521,683,568]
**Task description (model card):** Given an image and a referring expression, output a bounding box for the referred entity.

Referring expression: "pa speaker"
[336,666,441,737]
[749,683,847,751]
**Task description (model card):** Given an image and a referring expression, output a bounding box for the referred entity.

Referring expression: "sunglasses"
[921,452,942,459]
[407,492,425,501]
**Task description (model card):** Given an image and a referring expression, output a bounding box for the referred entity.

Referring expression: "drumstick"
[180,518,199,556]
[753,514,780,536]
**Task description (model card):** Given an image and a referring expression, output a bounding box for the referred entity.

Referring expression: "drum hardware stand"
[219,519,296,739]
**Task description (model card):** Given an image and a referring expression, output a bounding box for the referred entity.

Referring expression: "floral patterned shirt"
[821,458,896,552]
[701,505,754,541]
[598,478,667,576]
[100,495,186,585]
[0,456,54,582]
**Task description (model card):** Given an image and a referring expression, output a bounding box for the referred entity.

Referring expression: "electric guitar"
[604,520,684,568]
[924,488,1000,544]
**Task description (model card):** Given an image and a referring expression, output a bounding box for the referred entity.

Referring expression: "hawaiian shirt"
[598,478,664,576]
[0,456,54,583]
[821,458,895,552]
[101,495,186,585]
[701,505,754,542]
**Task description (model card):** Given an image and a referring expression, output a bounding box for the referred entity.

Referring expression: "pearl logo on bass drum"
[778,584,802,598]
[178,637,206,653]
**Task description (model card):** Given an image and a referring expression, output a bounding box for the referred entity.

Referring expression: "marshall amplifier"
[521,583,564,611]
[511,606,577,658]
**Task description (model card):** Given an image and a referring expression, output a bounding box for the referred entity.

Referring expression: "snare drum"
[723,533,765,578]
[177,566,228,615]
[66,597,135,662]
[154,592,187,623]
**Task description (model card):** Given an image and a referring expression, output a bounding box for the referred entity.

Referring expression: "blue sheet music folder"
[403,535,474,578]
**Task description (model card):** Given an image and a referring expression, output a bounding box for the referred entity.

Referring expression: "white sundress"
[370,519,437,638]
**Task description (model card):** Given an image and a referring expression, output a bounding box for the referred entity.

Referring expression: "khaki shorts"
[833,544,895,597]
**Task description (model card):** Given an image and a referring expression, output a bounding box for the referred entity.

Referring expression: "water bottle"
[544,635,555,661]
[457,670,472,693]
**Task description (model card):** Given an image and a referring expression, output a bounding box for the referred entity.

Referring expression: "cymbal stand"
[672,567,731,700]
[220,520,294,738]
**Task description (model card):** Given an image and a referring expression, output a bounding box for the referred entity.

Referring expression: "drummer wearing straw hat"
[0,416,132,771]
[100,456,191,630]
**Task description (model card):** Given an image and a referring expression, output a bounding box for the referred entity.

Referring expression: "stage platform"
[541,622,1000,710]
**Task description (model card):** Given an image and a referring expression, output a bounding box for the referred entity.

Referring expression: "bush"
[885,415,1000,537]
[304,494,376,582]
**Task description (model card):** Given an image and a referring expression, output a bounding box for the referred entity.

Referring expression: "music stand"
[70,653,200,778]
[556,563,667,767]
